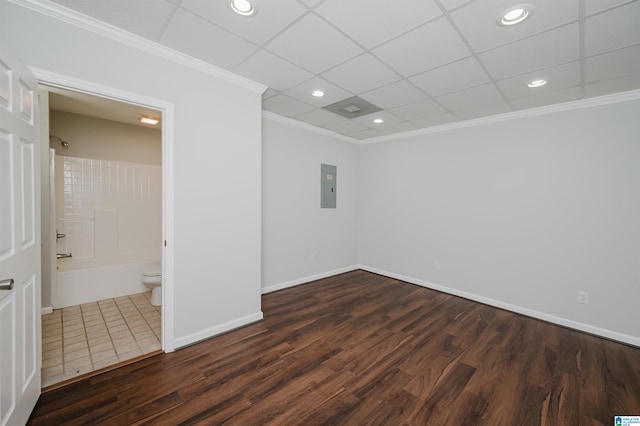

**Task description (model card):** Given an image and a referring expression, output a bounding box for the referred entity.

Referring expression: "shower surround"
[54,155,162,308]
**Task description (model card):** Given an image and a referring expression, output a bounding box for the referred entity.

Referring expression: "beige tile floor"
[41,292,161,388]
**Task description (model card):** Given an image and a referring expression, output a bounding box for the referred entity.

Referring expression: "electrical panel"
[321,164,336,208]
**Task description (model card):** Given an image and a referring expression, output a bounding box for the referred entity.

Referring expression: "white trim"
[360,89,640,145]
[262,111,358,144]
[173,311,264,349]
[32,68,176,352]
[358,265,640,348]
[40,307,52,315]
[262,265,360,294]
[10,0,266,94]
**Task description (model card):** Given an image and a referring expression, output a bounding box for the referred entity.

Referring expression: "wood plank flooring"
[28,270,640,425]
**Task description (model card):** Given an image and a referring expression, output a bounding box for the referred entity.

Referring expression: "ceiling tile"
[585,0,634,16]
[412,113,459,128]
[389,99,447,121]
[295,108,346,126]
[454,101,512,120]
[479,23,579,80]
[315,0,441,49]
[450,0,578,53]
[263,94,316,117]
[440,0,475,12]
[297,0,322,8]
[510,87,581,110]
[496,61,580,100]
[349,128,384,140]
[161,9,257,69]
[361,80,428,109]
[265,13,363,73]
[376,121,419,136]
[585,44,640,82]
[180,0,306,46]
[584,1,640,57]
[409,56,490,97]
[435,83,504,111]
[352,111,404,128]
[52,0,174,40]
[372,17,471,77]
[584,73,640,98]
[321,54,401,94]
[233,50,312,91]
[323,120,369,134]
[284,77,352,107]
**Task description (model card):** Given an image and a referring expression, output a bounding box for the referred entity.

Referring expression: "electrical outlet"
[434,261,441,271]
[578,291,589,304]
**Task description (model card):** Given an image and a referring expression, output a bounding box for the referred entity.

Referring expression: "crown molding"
[361,89,640,145]
[262,111,359,144]
[9,0,267,94]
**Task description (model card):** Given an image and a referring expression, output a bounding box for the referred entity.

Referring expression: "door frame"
[34,67,175,352]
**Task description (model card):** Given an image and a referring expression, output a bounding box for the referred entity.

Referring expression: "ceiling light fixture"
[311,90,325,97]
[498,4,534,26]
[137,115,159,125]
[373,118,384,124]
[527,79,547,88]
[231,0,256,16]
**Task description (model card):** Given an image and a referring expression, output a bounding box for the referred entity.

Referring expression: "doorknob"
[0,278,14,291]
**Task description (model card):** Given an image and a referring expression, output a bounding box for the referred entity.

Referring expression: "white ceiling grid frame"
[264,13,363,74]
[583,1,640,57]
[320,53,402,94]
[314,0,443,49]
[371,16,472,78]
[35,0,640,140]
[180,0,308,46]
[160,8,258,69]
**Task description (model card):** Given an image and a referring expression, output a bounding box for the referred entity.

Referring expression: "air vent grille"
[323,96,382,119]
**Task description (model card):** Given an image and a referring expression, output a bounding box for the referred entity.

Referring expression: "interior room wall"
[261,117,359,292]
[49,110,162,165]
[1,1,263,349]
[358,99,640,345]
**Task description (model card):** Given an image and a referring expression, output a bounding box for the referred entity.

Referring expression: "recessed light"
[311,90,325,97]
[373,118,384,124]
[528,79,547,88]
[231,0,256,16]
[498,4,534,26]
[137,115,159,125]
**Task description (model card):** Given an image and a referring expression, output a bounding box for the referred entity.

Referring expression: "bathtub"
[52,260,160,309]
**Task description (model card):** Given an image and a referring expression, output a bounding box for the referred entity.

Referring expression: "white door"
[0,45,41,425]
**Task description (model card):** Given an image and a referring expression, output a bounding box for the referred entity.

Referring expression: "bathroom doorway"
[39,83,168,388]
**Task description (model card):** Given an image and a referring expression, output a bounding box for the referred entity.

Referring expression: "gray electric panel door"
[321,164,337,208]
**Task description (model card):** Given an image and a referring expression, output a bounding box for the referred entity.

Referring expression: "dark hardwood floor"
[29,270,640,425]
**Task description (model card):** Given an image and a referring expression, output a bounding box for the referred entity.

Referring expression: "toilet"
[142,263,162,306]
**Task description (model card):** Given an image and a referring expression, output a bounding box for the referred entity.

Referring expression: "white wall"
[262,117,359,292]
[1,2,263,348]
[49,110,162,165]
[358,100,640,344]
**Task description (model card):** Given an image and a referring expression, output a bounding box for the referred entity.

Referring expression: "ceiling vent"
[323,96,382,119]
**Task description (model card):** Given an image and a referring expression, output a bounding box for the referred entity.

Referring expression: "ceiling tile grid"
[46,0,640,140]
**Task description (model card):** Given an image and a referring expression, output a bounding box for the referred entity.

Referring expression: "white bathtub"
[53,260,160,309]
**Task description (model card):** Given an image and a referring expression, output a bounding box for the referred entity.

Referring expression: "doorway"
[36,74,174,387]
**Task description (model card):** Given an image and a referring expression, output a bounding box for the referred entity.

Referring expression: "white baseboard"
[358,265,640,348]
[173,311,264,350]
[41,306,53,315]
[261,265,360,294]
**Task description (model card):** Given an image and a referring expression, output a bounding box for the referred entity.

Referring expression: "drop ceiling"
[48,0,640,140]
